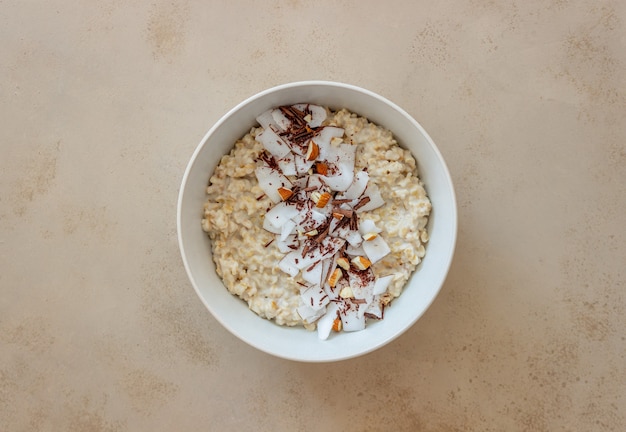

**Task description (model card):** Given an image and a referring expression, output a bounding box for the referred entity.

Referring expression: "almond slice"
[328,267,342,287]
[277,187,293,201]
[306,141,320,161]
[351,256,371,271]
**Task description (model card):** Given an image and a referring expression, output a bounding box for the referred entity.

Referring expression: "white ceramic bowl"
[177,81,457,362]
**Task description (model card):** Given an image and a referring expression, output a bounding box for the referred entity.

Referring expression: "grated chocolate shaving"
[353,196,371,211]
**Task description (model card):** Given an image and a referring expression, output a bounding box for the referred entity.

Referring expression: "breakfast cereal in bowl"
[201,104,431,339]
[178,81,456,361]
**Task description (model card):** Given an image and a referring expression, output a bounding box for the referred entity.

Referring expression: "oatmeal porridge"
[201,104,431,339]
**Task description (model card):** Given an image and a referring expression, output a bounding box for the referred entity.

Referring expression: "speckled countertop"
[1,1,625,430]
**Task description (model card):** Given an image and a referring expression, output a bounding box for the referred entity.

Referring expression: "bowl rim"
[177,80,457,362]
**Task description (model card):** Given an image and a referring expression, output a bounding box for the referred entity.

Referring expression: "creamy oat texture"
[201,108,431,328]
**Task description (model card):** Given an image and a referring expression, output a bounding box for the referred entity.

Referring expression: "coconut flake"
[373,275,394,295]
[255,166,291,203]
[264,202,299,232]
[345,244,365,256]
[315,126,345,160]
[297,304,325,324]
[280,219,297,241]
[277,153,297,176]
[356,185,385,212]
[271,108,292,131]
[362,234,391,264]
[256,109,277,130]
[358,219,382,236]
[276,234,299,253]
[336,170,369,200]
[341,305,366,332]
[278,251,300,277]
[294,153,315,176]
[256,127,292,158]
[319,144,357,191]
[300,284,329,311]
[348,268,375,307]
[365,298,384,320]
[293,103,327,128]
[302,262,323,286]
[317,302,339,340]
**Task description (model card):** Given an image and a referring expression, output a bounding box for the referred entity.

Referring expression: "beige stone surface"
[1,0,625,430]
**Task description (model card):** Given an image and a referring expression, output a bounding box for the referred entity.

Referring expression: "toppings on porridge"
[201,104,431,339]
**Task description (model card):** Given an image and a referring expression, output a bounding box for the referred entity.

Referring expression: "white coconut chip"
[365,299,384,320]
[362,234,391,264]
[271,109,292,131]
[317,302,339,340]
[341,305,366,332]
[356,184,385,212]
[278,251,301,277]
[277,153,297,176]
[255,127,292,158]
[280,219,297,242]
[372,275,394,295]
[264,202,299,232]
[256,109,276,130]
[336,170,369,200]
[359,219,383,235]
[276,234,299,254]
[293,103,327,128]
[255,166,291,203]
[315,126,344,160]
[300,284,330,312]
[302,261,323,286]
[297,304,325,324]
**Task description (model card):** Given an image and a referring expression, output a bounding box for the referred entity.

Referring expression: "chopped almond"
[363,232,378,241]
[277,187,293,201]
[332,317,342,332]
[305,229,318,237]
[332,212,345,220]
[315,192,331,208]
[351,256,371,270]
[328,268,342,287]
[336,257,350,271]
[339,286,354,299]
[306,141,320,161]
[315,162,328,175]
